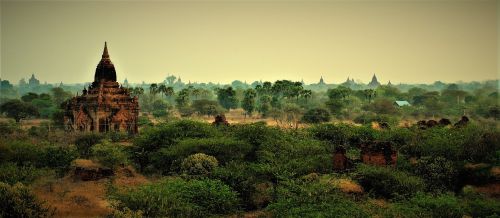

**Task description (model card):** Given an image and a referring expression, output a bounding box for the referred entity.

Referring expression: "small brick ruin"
[417,116,469,129]
[212,114,229,126]
[454,116,469,127]
[332,146,351,171]
[72,159,114,181]
[360,141,397,167]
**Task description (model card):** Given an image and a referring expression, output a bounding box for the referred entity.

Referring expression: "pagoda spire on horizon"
[94,41,117,83]
[368,73,381,87]
[102,41,109,58]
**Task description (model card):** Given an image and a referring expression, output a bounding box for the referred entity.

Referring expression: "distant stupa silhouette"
[368,74,381,87]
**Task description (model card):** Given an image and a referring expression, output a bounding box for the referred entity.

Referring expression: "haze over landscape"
[1,0,498,84]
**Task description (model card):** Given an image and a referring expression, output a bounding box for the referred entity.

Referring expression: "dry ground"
[33,166,148,218]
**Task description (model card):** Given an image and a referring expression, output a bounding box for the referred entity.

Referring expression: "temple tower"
[64,42,139,134]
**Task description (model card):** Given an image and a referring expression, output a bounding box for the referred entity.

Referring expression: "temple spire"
[94,41,117,83]
[102,42,109,58]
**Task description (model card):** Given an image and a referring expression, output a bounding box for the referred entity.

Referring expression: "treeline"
[1,78,498,126]
[133,80,498,127]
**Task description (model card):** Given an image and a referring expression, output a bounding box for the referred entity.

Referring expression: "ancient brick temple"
[64,42,139,134]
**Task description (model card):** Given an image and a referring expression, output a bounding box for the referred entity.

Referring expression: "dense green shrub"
[181,153,219,176]
[211,161,271,210]
[228,123,284,161]
[0,120,20,136]
[137,115,153,127]
[463,191,500,217]
[414,156,459,192]
[356,165,424,199]
[40,144,78,174]
[353,112,399,126]
[383,193,464,218]
[153,137,251,174]
[267,179,368,217]
[106,131,130,142]
[406,193,464,218]
[309,123,354,146]
[74,133,105,158]
[131,120,220,171]
[377,127,414,148]
[301,108,331,124]
[0,140,43,166]
[0,182,53,217]
[256,137,331,175]
[91,141,129,169]
[461,129,500,163]
[111,178,239,217]
[0,163,49,185]
[400,127,464,160]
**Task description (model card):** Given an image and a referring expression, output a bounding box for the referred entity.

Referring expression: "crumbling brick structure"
[332,146,350,171]
[360,141,397,167]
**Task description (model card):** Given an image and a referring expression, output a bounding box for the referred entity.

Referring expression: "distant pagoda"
[318,76,326,85]
[368,74,381,87]
[342,76,355,86]
[64,42,139,134]
[28,73,40,87]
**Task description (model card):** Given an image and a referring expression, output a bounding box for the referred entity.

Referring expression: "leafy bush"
[406,193,464,218]
[153,137,251,174]
[353,112,399,126]
[40,144,78,174]
[301,108,331,124]
[400,127,464,161]
[0,182,53,217]
[382,193,465,218]
[267,179,368,217]
[356,164,424,199]
[256,137,331,176]
[181,153,219,176]
[0,120,20,136]
[111,178,239,217]
[0,163,48,185]
[309,123,354,146]
[0,140,43,166]
[137,115,153,127]
[414,156,459,192]
[74,133,105,158]
[106,131,130,142]
[463,191,500,217]
[211,161,269,210]
[461,128,500,163]
[91,141,129,169]
[130,121,219,172]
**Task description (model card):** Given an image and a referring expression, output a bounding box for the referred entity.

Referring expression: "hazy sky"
[1,0,498,84]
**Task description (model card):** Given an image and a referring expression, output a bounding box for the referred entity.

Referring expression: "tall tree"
[158,84,168,99]
[175,88,191,108]
[0,99,39,122]
[216,87,238,110]
[241,89,257,117]
[363,89,376,103]
[149,83,158,99]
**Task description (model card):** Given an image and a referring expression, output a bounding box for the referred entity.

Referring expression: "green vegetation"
[110,178,239,217]
[0,77,498,217]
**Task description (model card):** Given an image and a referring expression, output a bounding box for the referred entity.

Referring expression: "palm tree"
[158,84,167,99]
[164,86,174,98]
[150,83,158,99]
[192,88,202,100]
[131,87,144,97]
[300,89,312,103]
[363,89,376,103]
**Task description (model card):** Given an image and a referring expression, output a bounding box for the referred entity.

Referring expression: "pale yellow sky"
[1,0,498,84]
